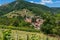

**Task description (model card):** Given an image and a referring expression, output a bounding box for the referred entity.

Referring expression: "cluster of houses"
[25,16,45,30]
[22,9,45,30]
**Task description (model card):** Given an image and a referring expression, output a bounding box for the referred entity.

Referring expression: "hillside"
[0,29,59,40]
[0,0,53,17]
[3,9,35,18]
[0,0,60,37]
[51,7,60,14]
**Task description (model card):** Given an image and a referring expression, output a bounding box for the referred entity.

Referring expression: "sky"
[0,0,60,7]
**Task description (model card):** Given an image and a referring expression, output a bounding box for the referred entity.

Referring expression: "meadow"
[0,29,59,40]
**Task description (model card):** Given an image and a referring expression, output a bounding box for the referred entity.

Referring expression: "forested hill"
[0,0,60,36]
[51,7,60,14]
[0,0,53,17]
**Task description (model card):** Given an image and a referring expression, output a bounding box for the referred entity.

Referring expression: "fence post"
[58,36,60,40]
[16,30,18,40]
[46,34,49,40]
[27,34,29,40]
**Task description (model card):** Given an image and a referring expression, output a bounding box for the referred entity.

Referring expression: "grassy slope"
[0,28,59,40]
[3,9,35,18]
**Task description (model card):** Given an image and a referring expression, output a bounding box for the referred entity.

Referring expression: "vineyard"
[0,29,59,40]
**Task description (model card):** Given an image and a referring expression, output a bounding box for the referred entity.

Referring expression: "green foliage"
[2,30,11,40]
[12,18,19,27]
[0,29,58,40]
[41,14,60,36]
[0,0,60,36]
[30,34,39,40]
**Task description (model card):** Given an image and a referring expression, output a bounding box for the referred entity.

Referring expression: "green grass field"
[0,29,59,40]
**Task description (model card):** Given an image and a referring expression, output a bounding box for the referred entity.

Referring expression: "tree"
[12,19,19,27]
[3,30,11,40]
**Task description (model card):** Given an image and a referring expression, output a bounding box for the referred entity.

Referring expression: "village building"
[25,16,45,30]
[25,17,32,23]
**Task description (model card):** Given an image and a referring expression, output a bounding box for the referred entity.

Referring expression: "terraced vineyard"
[0,29,59,40]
